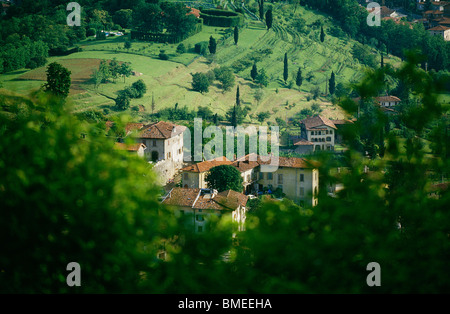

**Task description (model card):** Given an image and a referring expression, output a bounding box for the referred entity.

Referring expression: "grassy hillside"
[0,3,402,123]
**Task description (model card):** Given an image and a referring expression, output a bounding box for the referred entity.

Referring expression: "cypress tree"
[381,53,384,68]
[234,26,239,45]
[208,36,217,54]
[296,67,303,89]
[259,0,264,20]
[251,63,258,81]
[329,71,336,95]
[283,52,288,84]
[320,26,325,43]
[236,85,240,107]
[265,8,273,30]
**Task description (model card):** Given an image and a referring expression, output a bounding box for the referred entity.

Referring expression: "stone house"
[299,115,337,152]
[161,188,248,233]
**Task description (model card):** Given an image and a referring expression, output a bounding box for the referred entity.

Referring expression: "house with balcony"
[299,115,337,152]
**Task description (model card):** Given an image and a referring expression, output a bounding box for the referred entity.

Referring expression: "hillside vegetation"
[0,3,400,124]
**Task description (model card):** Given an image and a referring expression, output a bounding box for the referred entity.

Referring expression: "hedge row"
[199,9,244,27]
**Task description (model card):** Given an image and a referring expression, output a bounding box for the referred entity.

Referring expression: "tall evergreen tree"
[236,85,240,107]
[208,36,217,54]
[296,67,303,89]
[265,8,273,30]
[283,53,288,84]
[231,105,237,127]
[381,53,384,68]
[251,63,258,81]
[234,26,239,45]
[258,0,264,20]
[329,71,336,95]
[320,26,325,43]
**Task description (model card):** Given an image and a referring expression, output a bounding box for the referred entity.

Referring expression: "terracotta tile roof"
[233,153,261,172]
[214,190,248,209]
[294,138,314,146]
[137,121,187,139]
[162,188,247,211]
[181,157,232,173]
[375,96,402,102]
[368,6,395,18]
[333,119,354,125]
[301,115,337,130]
[125,122,144,135]
[162,188,200,207]
[114,142,146,151]
[232,153,319,170]
[429,25,450,31]
[105,120,114,132]
[187,6,200,18]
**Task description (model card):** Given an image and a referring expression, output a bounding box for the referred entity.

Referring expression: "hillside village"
[0,0,449,294]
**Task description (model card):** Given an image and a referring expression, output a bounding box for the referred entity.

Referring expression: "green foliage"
[214,67,235,92]
[159,50,169,60]
[131,79,147,98]
[113,9,133,29]
[255,69,269,87]
[352,44,377,68]
[234,26,239,45]
[191,72,211,94]
[320,26,325,43]
[283,52,289,84]
[265,8,273,30]
[176,43,186,54]
[194,41,208,55]
[208,36,217,54]
[200,9,244,27]
[206,165,243,192]
[329,71,336,95]
[250,63,258,82]
[0,93,166,293]
[257,111,270,123]
[115,92,130,110]
[124,39,132,50]
[43,62,71,99]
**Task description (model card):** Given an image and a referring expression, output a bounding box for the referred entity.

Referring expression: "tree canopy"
[205,165,244,193]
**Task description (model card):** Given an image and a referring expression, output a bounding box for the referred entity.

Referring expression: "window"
[259,172,264,180]
[278,174,283,184]
[330,130,333,134]
[326,137,332,142]
[268,173,273,180]
[300,187,304,196]
[300,174,304,182]
[196,214,204,221]
[152,140,157,147]
[183,173,188,180]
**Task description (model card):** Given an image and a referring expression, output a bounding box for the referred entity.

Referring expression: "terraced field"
[0,3,401,123]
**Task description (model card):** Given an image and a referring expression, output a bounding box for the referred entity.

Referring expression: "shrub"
[176,43,186,54]
[86,28,96,37]
[194,41,208,55]
[159,51,169,60]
